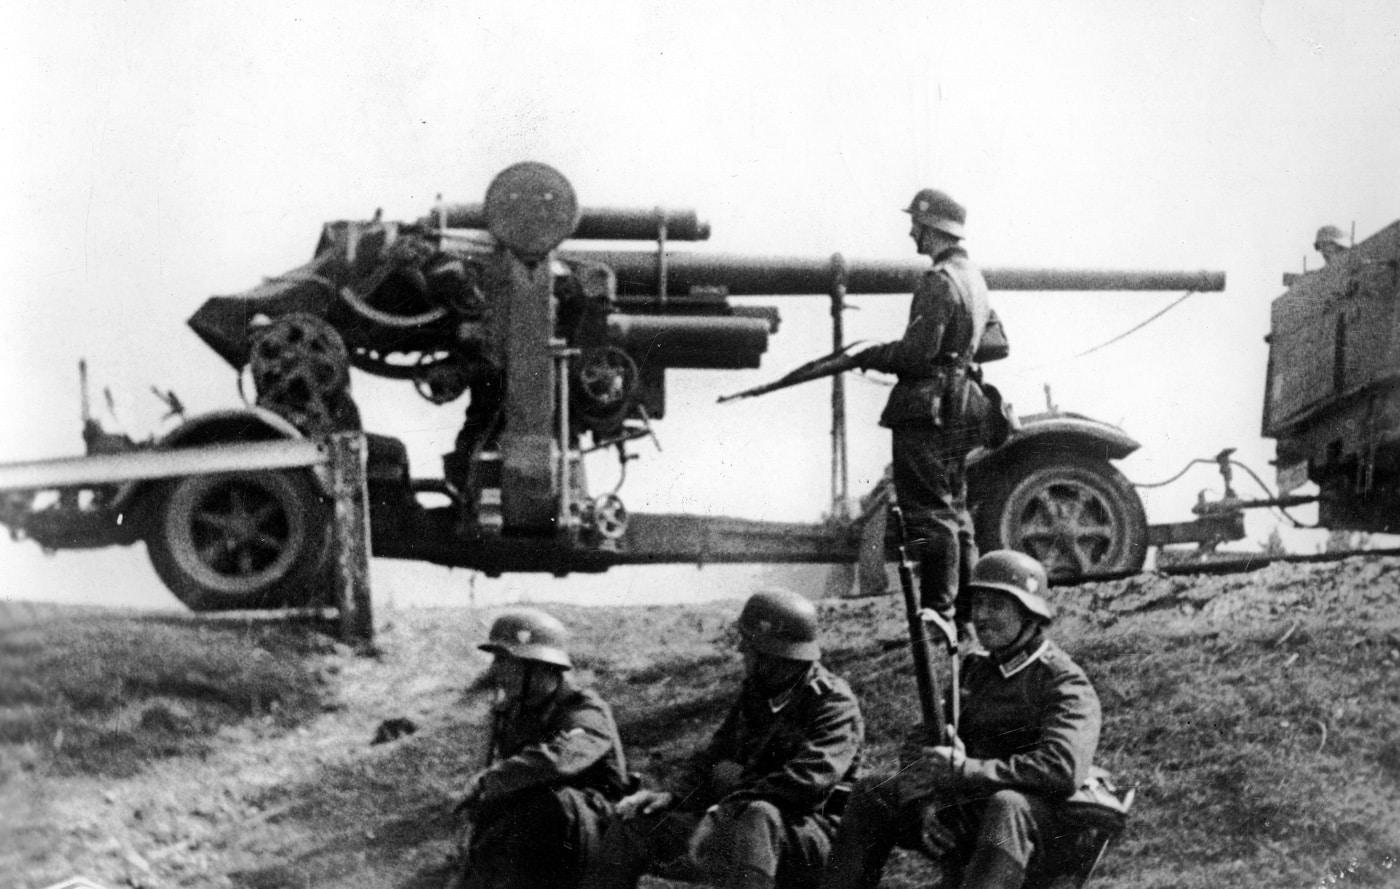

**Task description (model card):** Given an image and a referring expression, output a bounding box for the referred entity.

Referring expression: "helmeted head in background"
[1314,225,1349,265]
[903,188,967,239]
[479,608,573,670]
[1314,225,1347,251]
[736,589,821,661]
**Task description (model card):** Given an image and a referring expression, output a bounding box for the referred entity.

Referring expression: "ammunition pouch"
[878,374,949,429]
[881,361,1016,452]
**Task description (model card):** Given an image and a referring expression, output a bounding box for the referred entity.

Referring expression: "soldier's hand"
[902,743,965,773]
[616,789,675,820]
[897,739,966,805]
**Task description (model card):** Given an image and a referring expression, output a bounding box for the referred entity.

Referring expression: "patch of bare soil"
[2,557,1398,889]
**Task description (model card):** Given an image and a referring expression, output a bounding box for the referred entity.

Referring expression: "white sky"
[2,1,1399,607]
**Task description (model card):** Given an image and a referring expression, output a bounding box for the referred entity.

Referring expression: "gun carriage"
[0,162,1236,611]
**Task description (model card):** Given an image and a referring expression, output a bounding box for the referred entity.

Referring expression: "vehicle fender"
[968,411,1141,477]
[157,406,306,449]
[111,407,314,513]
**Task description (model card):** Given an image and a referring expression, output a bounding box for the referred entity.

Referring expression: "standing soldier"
[818,551,1105,889]
[448,608,632,889]
[583,589,864,889]
[855,188,996,630]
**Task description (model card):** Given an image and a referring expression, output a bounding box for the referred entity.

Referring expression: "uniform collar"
[495,673,572,715]
[933,245,968,265]
[992,630,1048,678]
[765,662,818,713]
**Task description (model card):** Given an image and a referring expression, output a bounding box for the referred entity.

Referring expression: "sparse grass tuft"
[0,613,332,779]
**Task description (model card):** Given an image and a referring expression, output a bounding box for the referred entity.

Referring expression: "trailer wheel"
[145,470,331,612]
[975,452,1147,579]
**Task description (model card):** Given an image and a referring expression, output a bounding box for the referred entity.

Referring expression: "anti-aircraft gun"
[0,162,1232,612]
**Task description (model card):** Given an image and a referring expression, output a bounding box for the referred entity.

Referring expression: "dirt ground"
[3,557,1399,889]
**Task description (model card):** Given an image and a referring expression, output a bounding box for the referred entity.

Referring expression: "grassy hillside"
[2,559,1398,888]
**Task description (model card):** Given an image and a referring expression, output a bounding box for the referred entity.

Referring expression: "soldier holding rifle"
[818,551,1105,889]
[852,188,998,629]
[448,609,631,889]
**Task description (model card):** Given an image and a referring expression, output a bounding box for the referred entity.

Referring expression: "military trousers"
[890,426,977,621]
[452,785,613,889]
[582,800,837,889]
[819,774,1071,889]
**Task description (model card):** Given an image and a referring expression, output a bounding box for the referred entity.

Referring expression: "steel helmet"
[479,608,573,669]
[1314,225,1347,250]
[903,188,966,238]
[737,589,820,661]
[968,550,1053,623]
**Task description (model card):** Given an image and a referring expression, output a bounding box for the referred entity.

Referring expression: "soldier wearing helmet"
[854,187,1000,631]
[448,608,631,889]
[820,552,1106,889]
[1314,225,1349,267]
[584,589,864,889]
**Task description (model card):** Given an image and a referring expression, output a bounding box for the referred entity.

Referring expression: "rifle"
[891,505,959,742]
[716,342,867,404]
[451,701,504,880]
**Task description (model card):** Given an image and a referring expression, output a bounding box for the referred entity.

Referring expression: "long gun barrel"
[559,248,1227,297]
[893,505,947,742]
[426,204,712,242]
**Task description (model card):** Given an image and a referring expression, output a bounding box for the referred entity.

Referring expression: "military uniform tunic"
[584,661,864,889]
[858,246,992,620]
[455,680,629,889]
[819,630,1102,889]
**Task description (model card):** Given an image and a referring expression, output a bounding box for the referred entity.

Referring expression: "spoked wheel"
[574,347,639,423]
[145,470,331,611]
[976,452,1147,579]
[250,313,354,434]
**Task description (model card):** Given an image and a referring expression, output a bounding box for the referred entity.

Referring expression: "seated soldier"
[448,608,631,889]
[819,551,1103,889]
[583,589,864,889]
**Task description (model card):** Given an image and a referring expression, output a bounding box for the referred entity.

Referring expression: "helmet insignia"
[1025,578,1039,593]
[758,619,773,634]
[516,629,532,644]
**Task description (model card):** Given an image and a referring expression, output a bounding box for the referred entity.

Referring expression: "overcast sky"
[3,1,1399,607]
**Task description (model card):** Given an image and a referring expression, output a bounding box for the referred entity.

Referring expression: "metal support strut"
[325,432,374,647]
[829,253,850,519]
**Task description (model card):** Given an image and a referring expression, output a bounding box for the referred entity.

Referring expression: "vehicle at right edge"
[1263,221,1400,532]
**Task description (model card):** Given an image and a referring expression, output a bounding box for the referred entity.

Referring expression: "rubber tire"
[974,451,1148,579]
[145,469,332,612]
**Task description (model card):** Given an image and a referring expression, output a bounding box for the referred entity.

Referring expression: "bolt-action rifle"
[716,342,866,404]
[891,505,960,742]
